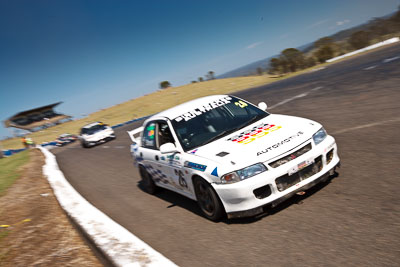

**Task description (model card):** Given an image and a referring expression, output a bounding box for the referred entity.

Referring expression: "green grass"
[0,150,30,196]
[0,229,9,240]
[0,229,9,262]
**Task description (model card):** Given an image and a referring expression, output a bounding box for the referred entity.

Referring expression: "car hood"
[190,114,320,168]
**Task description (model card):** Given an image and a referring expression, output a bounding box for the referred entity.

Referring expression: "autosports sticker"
[184,161,207,172]
[257,131,304,156]
[227,123,282,145]
[174,96,232,122]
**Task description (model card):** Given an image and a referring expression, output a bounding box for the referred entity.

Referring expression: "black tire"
[139,165,157,194]
[81,141,88,148]
[193,177,224,221]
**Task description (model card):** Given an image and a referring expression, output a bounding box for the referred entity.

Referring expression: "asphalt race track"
[53,43,400,267]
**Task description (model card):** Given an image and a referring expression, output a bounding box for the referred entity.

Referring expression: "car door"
[140,121,172,188]
[156,120,192,194]
[141,119,193,195]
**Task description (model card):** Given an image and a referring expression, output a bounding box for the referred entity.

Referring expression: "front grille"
[275,156,323,192]
[253,185,272,199]
[269,143,312,168]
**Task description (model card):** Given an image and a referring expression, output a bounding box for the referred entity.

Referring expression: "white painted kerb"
[39,147,177,267]
[327,37,399,63]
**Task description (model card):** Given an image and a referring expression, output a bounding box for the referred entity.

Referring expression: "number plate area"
[275,156,323,192]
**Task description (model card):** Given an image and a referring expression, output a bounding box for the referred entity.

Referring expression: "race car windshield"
[171,96,269,151]
[82,124,107,135]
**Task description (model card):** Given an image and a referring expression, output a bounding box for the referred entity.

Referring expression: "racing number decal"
[178,170,188,188]
[235,100,248,108]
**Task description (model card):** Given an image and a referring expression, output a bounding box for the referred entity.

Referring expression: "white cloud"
[336,19,350,26]
[246,41,263,49]
[306,19,329,29]
[279,34,289,39]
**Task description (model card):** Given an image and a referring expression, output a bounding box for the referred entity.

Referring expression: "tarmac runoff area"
[39,146,177,267]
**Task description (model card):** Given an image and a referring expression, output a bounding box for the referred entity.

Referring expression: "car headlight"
[221,163,267,184]
[313,127,327,145]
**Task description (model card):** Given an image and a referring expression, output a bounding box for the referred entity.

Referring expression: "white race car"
[79,122,116,148]
[128,95,340,221]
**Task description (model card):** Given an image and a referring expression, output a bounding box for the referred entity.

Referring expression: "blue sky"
[1,0,399,139]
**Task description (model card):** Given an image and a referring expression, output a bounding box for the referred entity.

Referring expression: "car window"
[157,121,175,148]
[142,122,157,149]
[81,124,107,135]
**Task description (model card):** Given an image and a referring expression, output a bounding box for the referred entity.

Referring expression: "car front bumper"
[84,134,116,146]
[212,135,340,218]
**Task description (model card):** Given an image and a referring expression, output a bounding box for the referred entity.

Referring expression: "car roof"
[155,94,231,121]
[82,121,104,128]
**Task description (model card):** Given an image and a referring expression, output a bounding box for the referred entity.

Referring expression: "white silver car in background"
[80,122,115,148]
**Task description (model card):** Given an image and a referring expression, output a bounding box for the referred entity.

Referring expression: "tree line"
[160,71,215,89]
[268,6,400,75]
[160,6,400,86]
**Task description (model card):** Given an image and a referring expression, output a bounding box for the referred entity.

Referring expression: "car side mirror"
[258,102,267,111]
[160,143,179,154]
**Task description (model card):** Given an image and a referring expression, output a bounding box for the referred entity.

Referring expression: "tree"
[269,57,281,74]
[198,77,204,82]
[314,37,334,49]
[159,81,171,89]
[191,81,197,83]
[391,5,400,23]
[349,31,370,50]
[313,36,338,63]
[280,48,305,72]
[314,45,334,63]
[305,57,316,68]
[206,71,215,80]
[368,18,390,37]
[256,67,263,75]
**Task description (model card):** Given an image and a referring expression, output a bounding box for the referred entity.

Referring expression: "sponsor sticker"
[174,96,232,122]
[166,154,182,167]
[189,149,198,154]
[184,161,207,172]
[228,123,282,145]
[146,124,155,140]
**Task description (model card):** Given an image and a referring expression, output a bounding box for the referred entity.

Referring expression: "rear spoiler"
[127,126,143,144]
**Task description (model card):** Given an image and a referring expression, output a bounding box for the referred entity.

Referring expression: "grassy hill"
[1,75,280,150]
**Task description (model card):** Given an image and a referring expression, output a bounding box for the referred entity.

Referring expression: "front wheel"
[81,141,88,148]
[139,165,157,194]
[193,177,224,221]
